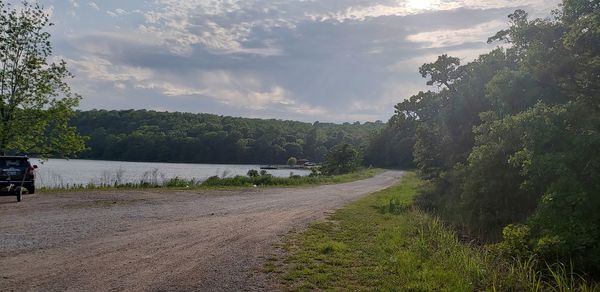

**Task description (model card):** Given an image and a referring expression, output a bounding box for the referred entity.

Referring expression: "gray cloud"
[43,0,560,122]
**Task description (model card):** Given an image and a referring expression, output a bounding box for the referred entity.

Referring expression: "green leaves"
[419,54,461,91]
[0,1,85,157]
[370,0,600,276]
[321,143,361,175]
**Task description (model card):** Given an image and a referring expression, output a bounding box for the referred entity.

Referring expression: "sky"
[26,0,559,122]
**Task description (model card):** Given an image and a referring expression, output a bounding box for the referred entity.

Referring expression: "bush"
[287,157,297,167]
[321,143,360,175]
[247,169,259,177]
[163,177,195,188]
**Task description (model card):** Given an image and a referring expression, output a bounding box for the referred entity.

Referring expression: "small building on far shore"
[296,159,309,166]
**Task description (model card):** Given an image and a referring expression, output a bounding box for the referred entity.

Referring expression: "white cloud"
[107,8,128,17]
[66,53,325,115]
[148,71,324,113]
[388,47,495,74]
[310,0,558,22]
[405,20,506,48]
[66,56,154,82]
[89,1,99,11]
[136,1,290,56]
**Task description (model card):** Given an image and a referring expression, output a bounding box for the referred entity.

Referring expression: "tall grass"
[38,168,203,191]
[490,257,599,292]
[38,168,383,192]
[201,168,381,187]
[276,172,599,291]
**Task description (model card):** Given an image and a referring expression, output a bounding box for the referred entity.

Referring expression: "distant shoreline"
[31,158,315,168]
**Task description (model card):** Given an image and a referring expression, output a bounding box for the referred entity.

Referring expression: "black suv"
[0,156,37,202]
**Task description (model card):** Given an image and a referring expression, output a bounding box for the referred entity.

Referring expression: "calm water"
[30,159,310,188]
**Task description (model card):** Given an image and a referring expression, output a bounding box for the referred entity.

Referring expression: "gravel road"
[0,171,403,291]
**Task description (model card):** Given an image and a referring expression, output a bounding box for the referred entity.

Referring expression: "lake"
[30,159,311,188]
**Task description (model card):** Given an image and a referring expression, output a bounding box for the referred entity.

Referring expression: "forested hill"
[71,110,385,164]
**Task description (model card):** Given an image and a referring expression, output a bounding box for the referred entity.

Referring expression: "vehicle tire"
[27,185,35,195]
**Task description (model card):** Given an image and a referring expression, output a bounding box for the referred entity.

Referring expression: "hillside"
[71,110,385,164]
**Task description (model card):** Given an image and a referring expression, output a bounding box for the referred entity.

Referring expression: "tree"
[419,54,461,91]
[284,142,303,158]
[69,110,384,164]
[287,156,297,167]
[367,0,600,276]
[363,108,417,168]
[303,124,320,161]
[321,143,360,175]
[0,1,85,157]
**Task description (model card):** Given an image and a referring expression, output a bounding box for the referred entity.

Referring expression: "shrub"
[287,157,297,167]
[164,177,194,188]
[321,143,360,175]
[247,169,259,177]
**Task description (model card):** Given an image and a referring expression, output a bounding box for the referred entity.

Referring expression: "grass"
[38,168,384,193]
[272,172,599,291]
[201,168,383,187]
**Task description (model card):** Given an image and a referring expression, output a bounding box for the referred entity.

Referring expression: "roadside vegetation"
[202,168,380,187]
[363,0,600,282]
[38,168,383,192]
[274,173,599,291]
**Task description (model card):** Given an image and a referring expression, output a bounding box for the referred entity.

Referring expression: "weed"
[318,241,347,254]
[38,168,383,192]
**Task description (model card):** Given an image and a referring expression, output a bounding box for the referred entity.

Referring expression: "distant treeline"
[72,110,384,164]
[366,0,600,278]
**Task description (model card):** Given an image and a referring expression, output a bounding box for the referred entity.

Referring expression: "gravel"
[0,171,403,291]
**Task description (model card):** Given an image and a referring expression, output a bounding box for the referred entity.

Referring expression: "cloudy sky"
[33,0,559,122]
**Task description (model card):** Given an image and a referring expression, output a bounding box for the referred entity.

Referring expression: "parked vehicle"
[0,156,37,202]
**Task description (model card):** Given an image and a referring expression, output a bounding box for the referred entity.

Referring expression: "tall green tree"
[0,1,85,157]
[368,0,600,276]
[321,143,360,175]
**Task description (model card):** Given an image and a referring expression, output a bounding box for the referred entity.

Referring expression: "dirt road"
[0,171,403,291]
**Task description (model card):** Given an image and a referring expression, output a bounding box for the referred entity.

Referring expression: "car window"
[1,159,27,168]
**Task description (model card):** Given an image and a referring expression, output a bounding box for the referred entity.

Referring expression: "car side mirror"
[33,165,38,169]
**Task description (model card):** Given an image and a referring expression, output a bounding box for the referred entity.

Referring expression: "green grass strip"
[274,172,600,291]
[277,172,493,291]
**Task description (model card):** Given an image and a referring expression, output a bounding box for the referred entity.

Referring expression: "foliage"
[275,173,598,291]
[364,106,417,168]
[287,157,297,167]
[320,143,361,175]
[71,110,384,164]
[487,102,600,274]
[419,54,461,90]
[0,1,85,157]
[201,168,381,187]
[39,168,383,192]
[367,0,600,278]
[247,169,259,178]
